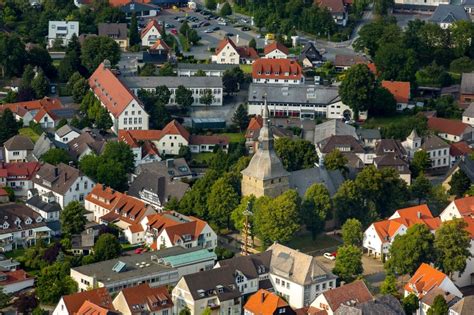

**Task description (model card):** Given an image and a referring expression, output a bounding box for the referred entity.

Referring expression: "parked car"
[202,21,210,27]
[225,32,234,37]
[242,26,250,31]
[213,26,220,31]
[204,28,213,33]
[170,29,178,35]
[218,21,227,26]
[323,252,336,261]
[165,23,175,28]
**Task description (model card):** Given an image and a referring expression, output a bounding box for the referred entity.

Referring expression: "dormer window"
[3,222,9,229]
[25,218,32,225]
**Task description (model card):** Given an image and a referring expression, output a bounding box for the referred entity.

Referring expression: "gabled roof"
[62,288,113,314]
[33,107,59,123]
[264,41,289,56]
[374,153,410,174]
[317,0,346,14]
[314,119,357,144]
[98,23,128,40]
[159,120,190,141]
[319,135,364,154]
[0,97,62,116]
[450,296,474,315]
[428,117,470,136]
[244,289,290,314]
[450,141,472,157]
[141,19,163,39]
[150,39,170,51]
[252,59,303,80]
[4,135,34,151]
[299,42,323,63]
[236,46,259,60]
[375,139,406,157]
[373,219,405,243]
[68,129,106,160]
[405,263,448,297]
[0,269,32,286]
[463,103,474,118]
[430,4,470,24]
[320,280,373,312]
[33,163,89,195]
[88,62,142,118]
[334,54,368,67]
[56,124,81,138]
[76,300,118,315]
[215,37,238,55]
[0,162,41,180]
[218,251,272,280]
[421,135,449,151]
[453,196,474,216]
[381,80,410,104]
[120,283,172,312]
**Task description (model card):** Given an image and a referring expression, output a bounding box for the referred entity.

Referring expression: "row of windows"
[123,117,143,125]
[255,78,300,83]
[124,110,142,116]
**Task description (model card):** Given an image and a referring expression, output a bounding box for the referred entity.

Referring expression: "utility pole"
[241,202,253,256]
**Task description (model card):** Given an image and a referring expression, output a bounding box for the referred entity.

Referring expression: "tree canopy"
[60,201,87,237]
[333,245,363,283]
[275,138,317,171]
[435,219,471,276]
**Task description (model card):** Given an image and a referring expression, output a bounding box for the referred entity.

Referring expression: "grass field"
[191,152,214,164]
[286,233,342,254]
[239,64,252,74]
[362,114,412,129]
[222,132,245,143]
[19,127,40,142]
[4,248,25,260]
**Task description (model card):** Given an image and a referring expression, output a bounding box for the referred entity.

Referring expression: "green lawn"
[286,233,342,254]
[177,34,190,52]
[222,132,245,143]
[362,114,413,129]
[239,64,252,74]
[19,127,40,142]
[4,248,25,260]
[191,152,214,164]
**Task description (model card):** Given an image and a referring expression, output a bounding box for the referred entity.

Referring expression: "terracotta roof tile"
[236,46,259,60]
[428,117,470,137]
[159,120,190,141]
[317,0,346,14]
[454,196,474,216]
[252,59,303,81]
[0,97,62,116]
[381,80,411,103]
[141,19,163,39]
[334,54,368,67]
[0,269,32,286]
[322,280,373,312]
[150,39,170,51]
[34,107,59,123]
[450,141,473,157]
[120,283,173,312]
[0,162,40,180]
[264,42,289,56]
[75,300,117,315]
[215,37,238,55]
[244,289,290,314]
[405,263,448,297]
[62,288,113,314]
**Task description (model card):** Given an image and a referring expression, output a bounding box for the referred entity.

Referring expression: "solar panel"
[112,261,127,273]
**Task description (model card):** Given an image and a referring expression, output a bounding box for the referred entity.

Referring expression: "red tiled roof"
[462,216,474,238]
[428,117,470,137]
[454,196,474,216]
[367,63,377,76]
[264,42,289,56]
[245,289,289,314]
[121,283,173,312]
[322,280,373,312]
[450,141,473,157]
[334,54,368,67]
[75,300,115,315]
[141,19,163,39]
[252,59,303,80]
[236,46,259,60]
[150,39,170,51]
[245,116,263,139]
[189,134,229,146]
[0,162,41,180]
[381,80,411,103]
[118,129,162,143]
[0,269,32,286]
[33,107,59,123]
[62,288,113,314]
[0,97,62,116]
[128,224,144,233]
[88,63,140,118]
[215,37,238,55]
[159,120,190,141]
[373,219,405,243]
[317,0,346,14]
[405,263,447,297]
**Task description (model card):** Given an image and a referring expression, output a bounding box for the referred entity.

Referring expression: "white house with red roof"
[118,129,161,166]
[363,204,440,260]
[252,59,304,84]
[112,283,173,315]
[263,42,289,59]
[53,287,114,315]
[140,19,164,47]
[381,80,411,111]
[0,162,41,197]
[137,211,217,251]
[212,37,258,64]
[428,117,474,143]
[0,269,34,294]
[88,61,149,134]
[33,107,61,129]
[0,97,62,126]
[440,196,474,222]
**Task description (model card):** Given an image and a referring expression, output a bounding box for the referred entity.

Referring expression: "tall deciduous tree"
[323,149,348,176]
[275,138,317,171]
[385,224,435,275]
[60,201,87,236]
[199,89,215,107]
[339,64,376,120]
[31,68,49,99]
[402,294,419,315]
[93,233,121,262]
[333,245,363,283]
[81,36,121,73]
[36,262,77,304]
[175,85,194,108]
[301,184,332,240]
[449,170,471,197]
[411,173,432,204]
[207,177,240,230]
[341,218,363,246]
[220,2,232,16]
[232,104,249,131]
[380,274,398,297]
[0,109,20,145]
[435,219,471,276]
[59,34,84,81]
[411,150,431,177]
[129,12,140,47]
[41,148,72,165]
[333,180,368,225]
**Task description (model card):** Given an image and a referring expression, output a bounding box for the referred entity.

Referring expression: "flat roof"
[248,83,340,105]
[120,76,223,89]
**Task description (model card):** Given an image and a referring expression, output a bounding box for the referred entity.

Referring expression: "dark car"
[242,26,250,31]
[202,21,210,27]
[213,26,220,31]
[225,32,234,37]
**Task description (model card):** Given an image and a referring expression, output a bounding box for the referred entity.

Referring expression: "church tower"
[402,129,422,158]
[241,100,289,198]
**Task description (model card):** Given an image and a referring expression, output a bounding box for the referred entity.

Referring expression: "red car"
[170,29,178,35]
[135,248,143,254]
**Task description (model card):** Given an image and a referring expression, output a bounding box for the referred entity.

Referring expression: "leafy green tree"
[323,149,348,176]
[232,104,249,131]
[449,170,471,197]
[179,170,220,218]
[385,224,435,275]
[0,33,27,77]
[178,145,192,161]
[18,64,35,101]
[193,69,206,76]
[205,0,217,10]
[55,119,68,130]
[411,150,431,178]
[254,190,300,245]
[275,138,317,171]
[427,185,450,216]
[71,77,89,103]
[32,308,49,315]
[102,141,135,173]
[201,307,212,315]
[249,38,257,50]
[339,64,376,120]
[31,69,49,99]
[13,293,38,314]
[129,12,140,47]
[374,0,394,16]
[0,287,10,308]
[435,219,471,276]
[28,45,57,78]
[175,85,194,108]
[155,85,171,104]
[36,262,77,304]
[411,173,432,204]
[427,295,448,315]
[402,294,419,315]
[179,307,191,315]
[207,177,240,230]
[231,196,257,235]
[200,89,214,107]
[97,160,129,191]
[60,201,87,236]
[93,233,121,262]
[333,180,368,225]
[220,2,232,16]
[375,43,418,82]
[450,56,474,73]
[58,34,84,81]
[341,218,363,246]
[333,245,363,283]
[81,36,121,73]
[416,62,452,88]
[371,86,397,117]
[380,274,398,296]
[41,148,72,165]
[95,106,113,131]
[139,63,157,76]
[301,184,332,240]
[0,109,20,145]
[158,62,175,76]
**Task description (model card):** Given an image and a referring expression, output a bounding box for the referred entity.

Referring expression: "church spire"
[258,98,273,150]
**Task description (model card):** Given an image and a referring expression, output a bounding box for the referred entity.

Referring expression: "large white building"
[48,21,79,48]
[402,131,451,169]
[252,59,305,85]
[88,61,150,134]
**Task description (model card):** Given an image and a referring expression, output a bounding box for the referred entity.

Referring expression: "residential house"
[88,61,149,134]
[121,76,224,106]
[443,157,474,192]
[139,211,217,250]
[309,280,373,315]
[462,103,474,126]
[128,159,191,209]
[428,117,473,142]
[120,1,159,19]
[71,247,216,293]
[333,54,368,72]
[70,222,102,256]
[112,283,173,315]
[245,115,294,153]
[403,132,451,170]
[0,269,34,294]
[450,141,472,166]
[142,39,171,64]
[430,5,470,29]
[314,119,358,145]
[52,288,114,315]
[334,295,405,315]
[244,289,296,315]
[404,263,462,315]
[48,21,79,48]
[3,135,34,163]
[32,162,95,209]
[85,183,156,244]
[75,301,119,315]
[140,19,163,47]
[299,42,324,68]
[394,0,449,10]
[177,63,235,77]
[267,243,337,308]
[252,59,304,85]
[0,203,52,252]
[363,204,441,260]
[212,37,258,64]
[450,295,474,315]
[0,257,20,271]
[440,196,474,221]
[0,97,62,126]
[374,153,411,184]
[381,80,411,111]
[32,132,68,161]
[98,23,129,51]
[118,129,161,166]
[0,188,8,203]
[26,190,61,222]
[55,124,82,144]
[247,84,366,120]
[67,128,106,161]
[0,162,41,197]
[317,0,348,26]
[263,42,289,59]
[460,72,474,104]
[317,135,366,168]
[420,288,460,315]
[357,128,381,148]
[33,107,62,129]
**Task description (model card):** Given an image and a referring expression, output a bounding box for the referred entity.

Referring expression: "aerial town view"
[0,0,473,314]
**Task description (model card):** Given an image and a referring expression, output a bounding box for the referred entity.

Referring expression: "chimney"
[417,211,421,219]
[103,59,111,69]
[64,172,67,181]
[166,159,174,168]
[54,167,59,177]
